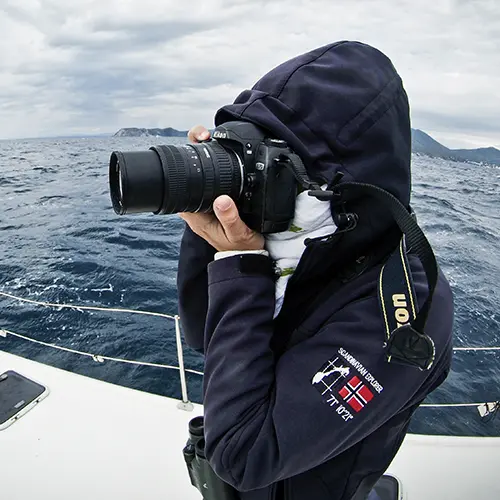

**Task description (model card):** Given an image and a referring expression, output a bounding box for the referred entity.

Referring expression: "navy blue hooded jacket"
[177,41,454,500]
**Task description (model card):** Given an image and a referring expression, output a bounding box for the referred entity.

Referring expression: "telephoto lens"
[109,141,243,216]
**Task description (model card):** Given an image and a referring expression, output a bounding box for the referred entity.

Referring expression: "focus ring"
[156,145,187,213]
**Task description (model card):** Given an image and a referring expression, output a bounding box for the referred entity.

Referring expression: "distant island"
[114,127,500,166]
[114,127,188,138]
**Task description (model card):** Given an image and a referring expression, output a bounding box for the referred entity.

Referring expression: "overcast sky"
[1,0,499,148]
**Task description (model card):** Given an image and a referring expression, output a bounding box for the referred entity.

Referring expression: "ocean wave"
[0,136,498,437]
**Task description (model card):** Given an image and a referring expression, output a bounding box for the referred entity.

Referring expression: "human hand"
[179,125,265,252]
[187,124,211,143]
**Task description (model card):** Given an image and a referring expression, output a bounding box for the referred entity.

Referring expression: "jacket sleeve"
[177,224,216,352]
[202,253,453,492]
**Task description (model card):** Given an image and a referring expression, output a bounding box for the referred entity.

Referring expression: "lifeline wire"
[1,290,498,412]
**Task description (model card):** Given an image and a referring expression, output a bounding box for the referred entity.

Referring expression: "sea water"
[0,137,498,436]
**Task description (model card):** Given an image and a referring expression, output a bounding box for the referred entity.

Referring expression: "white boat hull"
[0,351,498,499]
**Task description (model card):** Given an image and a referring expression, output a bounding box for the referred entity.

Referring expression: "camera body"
[209,121,299,233]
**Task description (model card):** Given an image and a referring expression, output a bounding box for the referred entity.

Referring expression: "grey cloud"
[412,110,500,135]
[49,20,208,51]
[0,0,499,146]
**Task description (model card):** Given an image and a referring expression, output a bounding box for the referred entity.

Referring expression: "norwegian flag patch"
[312,347,384,421]
[338,376,374,413]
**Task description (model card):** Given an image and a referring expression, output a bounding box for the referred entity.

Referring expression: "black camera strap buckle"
[275,154,334,200]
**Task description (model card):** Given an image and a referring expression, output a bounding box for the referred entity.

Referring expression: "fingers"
[178,212,216,235]
[179,211,225,250]
[188,125,210,143]
[178,212,212,225]
[179,196,264,252]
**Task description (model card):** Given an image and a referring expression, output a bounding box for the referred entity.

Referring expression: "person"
[177,41,454,500]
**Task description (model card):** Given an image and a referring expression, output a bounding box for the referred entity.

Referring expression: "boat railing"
[0,290,499,419]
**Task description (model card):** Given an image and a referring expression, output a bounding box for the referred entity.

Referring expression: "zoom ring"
[211,145,241,197]
[200,146,215,211]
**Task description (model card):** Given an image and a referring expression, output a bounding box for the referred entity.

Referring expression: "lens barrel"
[109,142,243,216]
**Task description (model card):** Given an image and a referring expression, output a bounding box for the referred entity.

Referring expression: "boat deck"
[0,351,498,499]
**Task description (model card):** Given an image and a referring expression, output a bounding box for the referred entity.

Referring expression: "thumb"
[213,195,265,250]
[213,195,245,237]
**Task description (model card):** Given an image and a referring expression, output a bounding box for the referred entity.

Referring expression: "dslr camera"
[109,121,315,234]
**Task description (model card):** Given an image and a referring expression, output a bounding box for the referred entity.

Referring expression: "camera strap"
[276,154,334,200]
[276,153,437,370]
[332,181,437,370]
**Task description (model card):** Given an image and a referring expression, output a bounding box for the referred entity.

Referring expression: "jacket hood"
[214,41,412,278]
[215,41,411,205]
[215,41,411,206]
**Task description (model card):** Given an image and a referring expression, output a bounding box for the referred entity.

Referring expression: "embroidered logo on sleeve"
[312,348,384,421]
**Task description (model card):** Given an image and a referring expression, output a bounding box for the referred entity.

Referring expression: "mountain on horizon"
[411,129,500,166]
[112,126,500,167]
